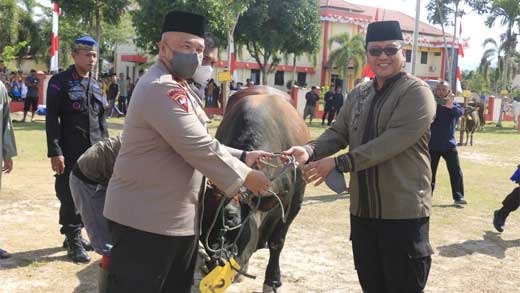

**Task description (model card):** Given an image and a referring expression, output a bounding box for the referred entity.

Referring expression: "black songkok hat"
[365,21,403,47]
[161,11,207,38]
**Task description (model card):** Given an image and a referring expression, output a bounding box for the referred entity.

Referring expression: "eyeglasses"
[367,46,402,57]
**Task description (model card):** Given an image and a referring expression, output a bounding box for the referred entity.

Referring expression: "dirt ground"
[1,117,519,292]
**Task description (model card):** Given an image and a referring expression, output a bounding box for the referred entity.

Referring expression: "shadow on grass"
[303,192,349,206]
[437,231,520,259]
[11,120,45,131]
[0,246,67,269]
[74,261,99,293]
[432,204,464,209]
[474,123,519,135]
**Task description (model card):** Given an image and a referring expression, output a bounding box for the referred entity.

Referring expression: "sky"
[36,0,509,71]
[347,0,507,71]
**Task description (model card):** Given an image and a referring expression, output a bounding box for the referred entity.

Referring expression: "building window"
[434,52,441,56]
[405,50,412,63]
[420,52,428,64]
[250,69,261,85]
[297,72,307,86]
[274,71,284,86]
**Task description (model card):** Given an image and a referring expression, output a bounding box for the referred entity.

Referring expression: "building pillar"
[320,21,330,86]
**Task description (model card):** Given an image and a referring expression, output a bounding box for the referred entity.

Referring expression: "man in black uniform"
[45,36,108,263]
[322,85,335,126]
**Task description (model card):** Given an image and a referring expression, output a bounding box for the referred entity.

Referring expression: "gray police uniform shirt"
[104,61,251,237]
[0,81,17,188]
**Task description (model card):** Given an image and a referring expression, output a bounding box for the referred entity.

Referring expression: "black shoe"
[65,233,91,263]
[0,248,11,259]
[454,198,467,205]
[63,234,93,251]
[493,210,505,233]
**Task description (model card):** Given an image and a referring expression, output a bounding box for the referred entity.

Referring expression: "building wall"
[113,42,150,83]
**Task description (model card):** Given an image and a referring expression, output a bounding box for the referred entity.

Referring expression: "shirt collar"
[374,71,405,92]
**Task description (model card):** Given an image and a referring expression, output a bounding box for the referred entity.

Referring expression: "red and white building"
[213,0,464,92]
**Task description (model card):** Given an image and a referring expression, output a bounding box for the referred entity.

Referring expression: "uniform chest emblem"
[168,88,189,112]
[72,101,81,110]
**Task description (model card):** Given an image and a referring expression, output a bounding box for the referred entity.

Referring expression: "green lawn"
[1,114,519,292]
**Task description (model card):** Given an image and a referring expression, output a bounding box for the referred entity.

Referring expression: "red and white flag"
[457,22,464,58]
[50,1,59,72]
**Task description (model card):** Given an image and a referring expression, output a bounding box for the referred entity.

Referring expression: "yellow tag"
[199,258,240,293]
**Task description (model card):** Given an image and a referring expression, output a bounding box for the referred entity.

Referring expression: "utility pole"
[411,0,421,75]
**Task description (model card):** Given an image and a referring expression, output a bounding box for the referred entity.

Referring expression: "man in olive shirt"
[285,21,436,292]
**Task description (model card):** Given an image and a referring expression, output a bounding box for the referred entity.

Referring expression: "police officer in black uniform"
[45,36,108,263]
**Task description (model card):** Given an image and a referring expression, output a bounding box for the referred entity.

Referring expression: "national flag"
[50,2,59,72]
[457,22,464,58]
[456,66,462,93]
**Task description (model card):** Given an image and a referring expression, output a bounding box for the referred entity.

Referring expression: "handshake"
[242,146,346,195]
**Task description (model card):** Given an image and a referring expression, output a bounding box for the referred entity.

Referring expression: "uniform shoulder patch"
[167,87,189,112]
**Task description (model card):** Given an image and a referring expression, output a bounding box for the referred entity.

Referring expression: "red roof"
[320,0,451,37]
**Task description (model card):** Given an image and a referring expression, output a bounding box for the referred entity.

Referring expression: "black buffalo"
[201,87,309,292]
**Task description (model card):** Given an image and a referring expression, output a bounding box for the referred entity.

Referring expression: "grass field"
[1,113,519,292]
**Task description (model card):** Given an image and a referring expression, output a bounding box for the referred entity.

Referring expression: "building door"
[250,69,261,85]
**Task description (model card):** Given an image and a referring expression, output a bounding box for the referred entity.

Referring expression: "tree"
[277,0,321,87]
[54,0,130,75]
[326,33,366,96]
[427,0,454,83]
[131,0,254,112]
[480,0,520,126]
[131,0,238,54]
[234,0,321,85]
[479,37,505,94]
[0,0,19,51]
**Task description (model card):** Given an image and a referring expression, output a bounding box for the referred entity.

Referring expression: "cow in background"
[504,100,520,129]
[463,106,480,146]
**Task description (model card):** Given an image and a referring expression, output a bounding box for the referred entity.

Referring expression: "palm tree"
[484,0,520,126]
[479,38,505,94]
[327,33,366,96]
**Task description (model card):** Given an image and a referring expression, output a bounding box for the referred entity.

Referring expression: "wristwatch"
[335,154,350,173]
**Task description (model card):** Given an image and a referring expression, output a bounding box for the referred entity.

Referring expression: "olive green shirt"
[305,73,436,219]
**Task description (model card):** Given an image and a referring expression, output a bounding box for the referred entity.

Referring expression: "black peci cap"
[366,21,403,47]
[161,11,207,38]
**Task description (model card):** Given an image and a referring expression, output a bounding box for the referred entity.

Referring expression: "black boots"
[493,187,520,233]
[63,234,94,251]
[65,231,91,263]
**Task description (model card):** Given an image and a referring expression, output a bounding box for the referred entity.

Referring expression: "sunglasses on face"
[367,46,402,57]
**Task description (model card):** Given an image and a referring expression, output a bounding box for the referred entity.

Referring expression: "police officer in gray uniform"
[104,11,271,292]
[45,36,108,263]
[0,80,17,259]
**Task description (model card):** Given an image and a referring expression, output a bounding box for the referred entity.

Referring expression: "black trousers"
[322,107,335,125]
[55,165,83,235]
[430,149,464,200]
[350,215,432,293]
[107,221,198,293]
[498,187,520,218]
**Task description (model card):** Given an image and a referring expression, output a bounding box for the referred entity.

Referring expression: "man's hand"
[303,157,336,186]
[244,169,271,196]
[2,158,13,173]
[50,156,65,175]
[444,93,455,109]
[282,146,309,166]
[244,150,273,167]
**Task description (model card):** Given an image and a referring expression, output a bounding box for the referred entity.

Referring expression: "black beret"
[161,11,207,38]
[366,21,403,47]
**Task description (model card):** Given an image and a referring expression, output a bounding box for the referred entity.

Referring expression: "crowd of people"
[0,12,519,293]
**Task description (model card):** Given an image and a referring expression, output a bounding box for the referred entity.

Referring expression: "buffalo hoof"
[263,283,282,293]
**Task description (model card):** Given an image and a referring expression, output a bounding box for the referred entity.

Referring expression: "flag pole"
[50,1,59,72]
[411,0,421,75]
